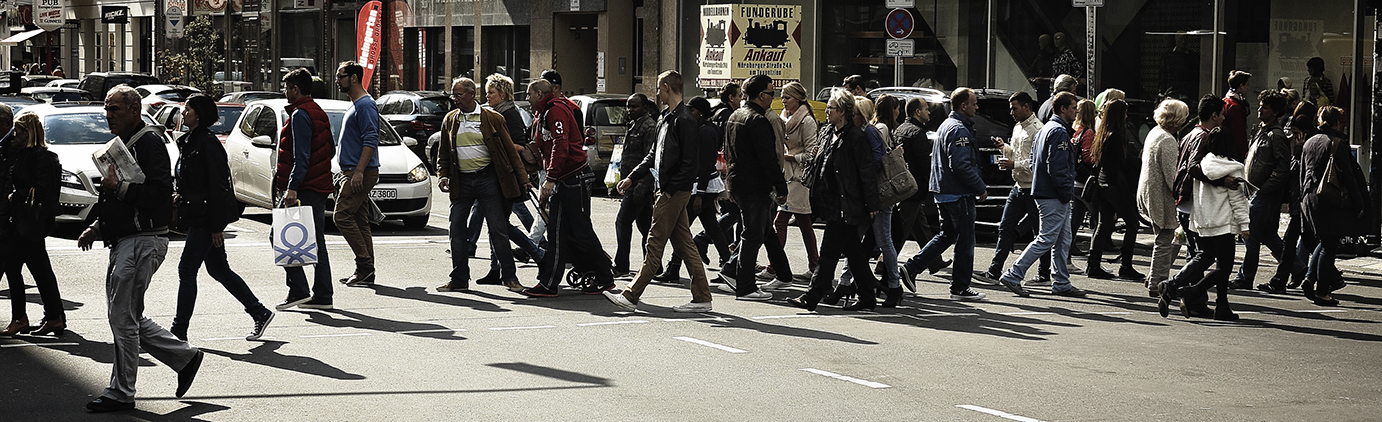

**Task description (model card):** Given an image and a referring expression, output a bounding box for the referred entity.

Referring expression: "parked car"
[377,90,451,162]
[0,95,45,114]
[22,102,179,224]
[46,78,81,88]
[219,90,285,104]
[20,87,95,103]
[567,94,630,193]
[135,84,202,115]
[77,72,160,100]
[22,75,60,88]
[224,99,432,228]
[153,102,246,143]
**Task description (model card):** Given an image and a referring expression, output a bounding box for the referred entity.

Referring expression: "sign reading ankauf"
[697,4,802,89]
[356,1,383,90]
[35,0,64,32]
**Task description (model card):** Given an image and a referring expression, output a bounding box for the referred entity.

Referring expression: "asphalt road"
[3,181,1381,421]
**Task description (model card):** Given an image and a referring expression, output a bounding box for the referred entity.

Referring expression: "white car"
[45,79,81,89]
[223,99,432,228]
[136,84,202,115]
[23,103,180,224]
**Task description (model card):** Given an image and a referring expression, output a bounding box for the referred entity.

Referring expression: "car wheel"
[403,215,429,229]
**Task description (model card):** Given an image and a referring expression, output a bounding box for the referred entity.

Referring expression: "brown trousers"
[622,190,713,304]
[334,169,380,276]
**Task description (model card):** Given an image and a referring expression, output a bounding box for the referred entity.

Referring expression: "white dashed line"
[397,329,467,334]
[1302,309,1347,313]
[662,317,733,322]
[489,325,557,331]
[674,336,747,353]
[201,336,268,341]
[800,368,891,388]
[998,312,1056,316]
[299,333,373,338]
[956,404,1045,422]
[225,224,255,233]
[576,320,650,326]
[1,342,78,348]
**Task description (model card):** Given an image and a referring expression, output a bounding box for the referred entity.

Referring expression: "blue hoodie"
[1030,115,1077,202]
[929,111,986,200]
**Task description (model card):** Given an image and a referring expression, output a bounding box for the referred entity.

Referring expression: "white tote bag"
[272,205,319,267]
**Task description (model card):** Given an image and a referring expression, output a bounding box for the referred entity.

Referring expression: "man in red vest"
[275,68,337,310]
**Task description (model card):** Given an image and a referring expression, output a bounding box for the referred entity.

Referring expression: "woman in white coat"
[1158,131,1250,321]
[772,82,820,279]
[1135,99,1188,297]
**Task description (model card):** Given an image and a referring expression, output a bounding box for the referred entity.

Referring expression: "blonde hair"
[782,81,807,102]
[485,73,514,101]
[828,89,855,121]
[1073,99,1097,129]
[1153,98,1189,132]
[13,112,45,149]
[854,96,875,123]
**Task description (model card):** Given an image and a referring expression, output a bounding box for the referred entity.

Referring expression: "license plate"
[369,188,397,200]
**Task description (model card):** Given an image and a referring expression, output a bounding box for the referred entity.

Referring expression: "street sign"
[886,39,914,57]
[34,0,63,32]
[165,0,186,39]
[1072,0,1104,6]
[885,8,913,40]
[885,0,914,8]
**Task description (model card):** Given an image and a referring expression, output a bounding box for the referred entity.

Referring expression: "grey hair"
[1054,74,1078,93]
[107,85,142,110]
[451,77,477,94]
[828,88,855,121]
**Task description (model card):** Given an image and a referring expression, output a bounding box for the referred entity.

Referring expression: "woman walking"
[836,95,905,306]
[1085,100,1144,281]
[1158,129,1250,320]
[1069,100,1098,258]
[1300,106,1368,306]
[772,82,820,280]
[170,94,274,341]
[0,113,65,336]
[788,89,881,312]
[1136,99,1188,297]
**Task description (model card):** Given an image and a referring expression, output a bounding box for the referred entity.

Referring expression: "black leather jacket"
[620,112,658,198]
[176,127,238,232]
[810,122,880,225]
[0,145,60,241]
[628,102,700,193]
[893,117,931,202]
[725,102,787,195]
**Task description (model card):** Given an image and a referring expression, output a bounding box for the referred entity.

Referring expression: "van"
[77,72,160,100]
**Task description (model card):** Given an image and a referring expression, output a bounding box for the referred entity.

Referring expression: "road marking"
[956,404,1045,422]
[396,329,467,334]
[299,333,373,338]
[1087,311,1133,315]
[489,325,557,331]
[800,368,891,389]
[576,320,650,326]
[1301,309,1347,313]
[1,342,78,348]
[753,314,822,319]
[225,224,255,233]
[908,312,981,317]
[674,336,747,353]
[998,312,1055,316]
[662,317,733,322]
[202,336,268,341]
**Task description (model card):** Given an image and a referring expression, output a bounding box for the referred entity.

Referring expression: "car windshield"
[588,101,629,126]
[210,106,244,134]
[33,92,86,102]
[418,98,451,115]
[157,90,197,101]
[43,112,123,144]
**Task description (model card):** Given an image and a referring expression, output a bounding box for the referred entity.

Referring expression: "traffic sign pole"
[886,8,914,87]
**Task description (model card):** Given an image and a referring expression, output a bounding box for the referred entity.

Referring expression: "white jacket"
[1190,153,1251,237]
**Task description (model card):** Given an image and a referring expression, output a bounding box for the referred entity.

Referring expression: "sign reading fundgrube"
[698,4,802,89]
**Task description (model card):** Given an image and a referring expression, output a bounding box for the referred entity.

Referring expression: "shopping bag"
[273,205,319,267]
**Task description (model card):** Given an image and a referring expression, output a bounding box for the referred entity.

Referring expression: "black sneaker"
[86,396,135,412]
[275,295,311,311]
[1086,267,1116,280]
[176,350,204,398]
[1052,286,1088,297]
[998,277,1030,297]
[1156,281,1172,318]
[1226,279,1252,290]
[972,270,1001,284]
[513,247,531,263]
[582,280,616,295]
[475,272,504,285]
[521,284,560,298]
[1117,266,1146,281]
[949,288,986,301]
[299,298,334,309]
[246,312,275,341]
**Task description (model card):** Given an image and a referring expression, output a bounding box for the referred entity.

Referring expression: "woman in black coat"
[1085,100,1144,280]
[171,94,274,341]
[0,112,65,336]
[788,89,881,312]
[1299,106,1368,307]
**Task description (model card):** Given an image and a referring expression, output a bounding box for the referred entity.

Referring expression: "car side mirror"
[403,136,418,147]
[250,135,275,148]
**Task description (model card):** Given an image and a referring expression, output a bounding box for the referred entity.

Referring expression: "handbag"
[273,204,319,267]
[1315,138,1350,208]
[877,145,918,206]
[520,141,543,173]
[13,187,49,241]
[1080,174,1101,203]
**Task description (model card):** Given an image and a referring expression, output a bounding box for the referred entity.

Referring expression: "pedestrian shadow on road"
[8,331,158,367]
[486,362,613,386]
[121,401,231,422]
[0,285,86,312]
[202,341,367,380]
[367,284,513,313]
[304,309,468,340]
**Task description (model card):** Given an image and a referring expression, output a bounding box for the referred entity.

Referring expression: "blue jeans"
[537,171,613,289]
[174,226,270,338]
[284,189,332,302]
[1002,198,1074,289]
[841,207,899,288]
[448,167,515,284]
[1236,188,1284,283]
[905,196,976,294]
[613,189,654,273]
[987,186,1050,276]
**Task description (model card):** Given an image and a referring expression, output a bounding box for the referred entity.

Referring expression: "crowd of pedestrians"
[0,62,1374,413]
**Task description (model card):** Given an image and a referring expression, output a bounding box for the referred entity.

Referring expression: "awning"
[0,29,47,45]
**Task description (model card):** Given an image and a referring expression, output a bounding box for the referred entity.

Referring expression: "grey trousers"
[104,235,199,402]
[1147,224,1180,285]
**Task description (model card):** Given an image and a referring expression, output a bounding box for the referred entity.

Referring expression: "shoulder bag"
[1315,138,1350,208]
[878,144,918,206]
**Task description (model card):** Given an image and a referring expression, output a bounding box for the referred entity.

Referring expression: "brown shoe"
[0,319,32,336]
[29,319,65,336]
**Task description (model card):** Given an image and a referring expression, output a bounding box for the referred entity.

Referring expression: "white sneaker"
[672,301,713,312]
[794,269,814,281]
[737,290,773,301]
[761,279,793,290]
[603,291,637,312]
[756,268,775,280]
[717,283,737,294]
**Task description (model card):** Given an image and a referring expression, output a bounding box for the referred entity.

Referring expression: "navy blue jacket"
[1031,115,1077,202]
[929,111,986,196]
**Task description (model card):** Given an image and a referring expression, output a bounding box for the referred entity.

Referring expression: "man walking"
[1240,90,1292,291]
[435,77,531,293]
[276,68,336,310]
[976,91,1052,286]
[612,93,658,277]
[902,88,988,301]
[720,74,786,301]
[333,61,381,287]
[603,70,714,312]
[996,91,1088,298]
[521,79,616,297]
[78,85,202,412]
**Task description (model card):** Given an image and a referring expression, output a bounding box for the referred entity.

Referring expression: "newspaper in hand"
[92,136,145,184]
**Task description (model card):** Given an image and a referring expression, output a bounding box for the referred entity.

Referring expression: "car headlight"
[60,170,83,190]
[407,164,429,183]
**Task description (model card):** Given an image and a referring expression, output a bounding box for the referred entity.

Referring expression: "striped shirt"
[453,103,490,172]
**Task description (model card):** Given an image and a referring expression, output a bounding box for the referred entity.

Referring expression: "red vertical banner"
[356,1,383,90]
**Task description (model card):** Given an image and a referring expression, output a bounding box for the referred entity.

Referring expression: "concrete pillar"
[529,0,553,86]
[597,0,633,94]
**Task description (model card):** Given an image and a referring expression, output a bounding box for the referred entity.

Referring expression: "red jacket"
[530,95,588,181]
[276,97,336,193]
[1223,92,1249,160]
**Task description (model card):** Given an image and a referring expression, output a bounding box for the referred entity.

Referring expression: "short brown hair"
[658,71,683,95]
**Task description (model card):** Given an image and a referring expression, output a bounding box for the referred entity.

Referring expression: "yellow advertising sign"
[698,4,802,89]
